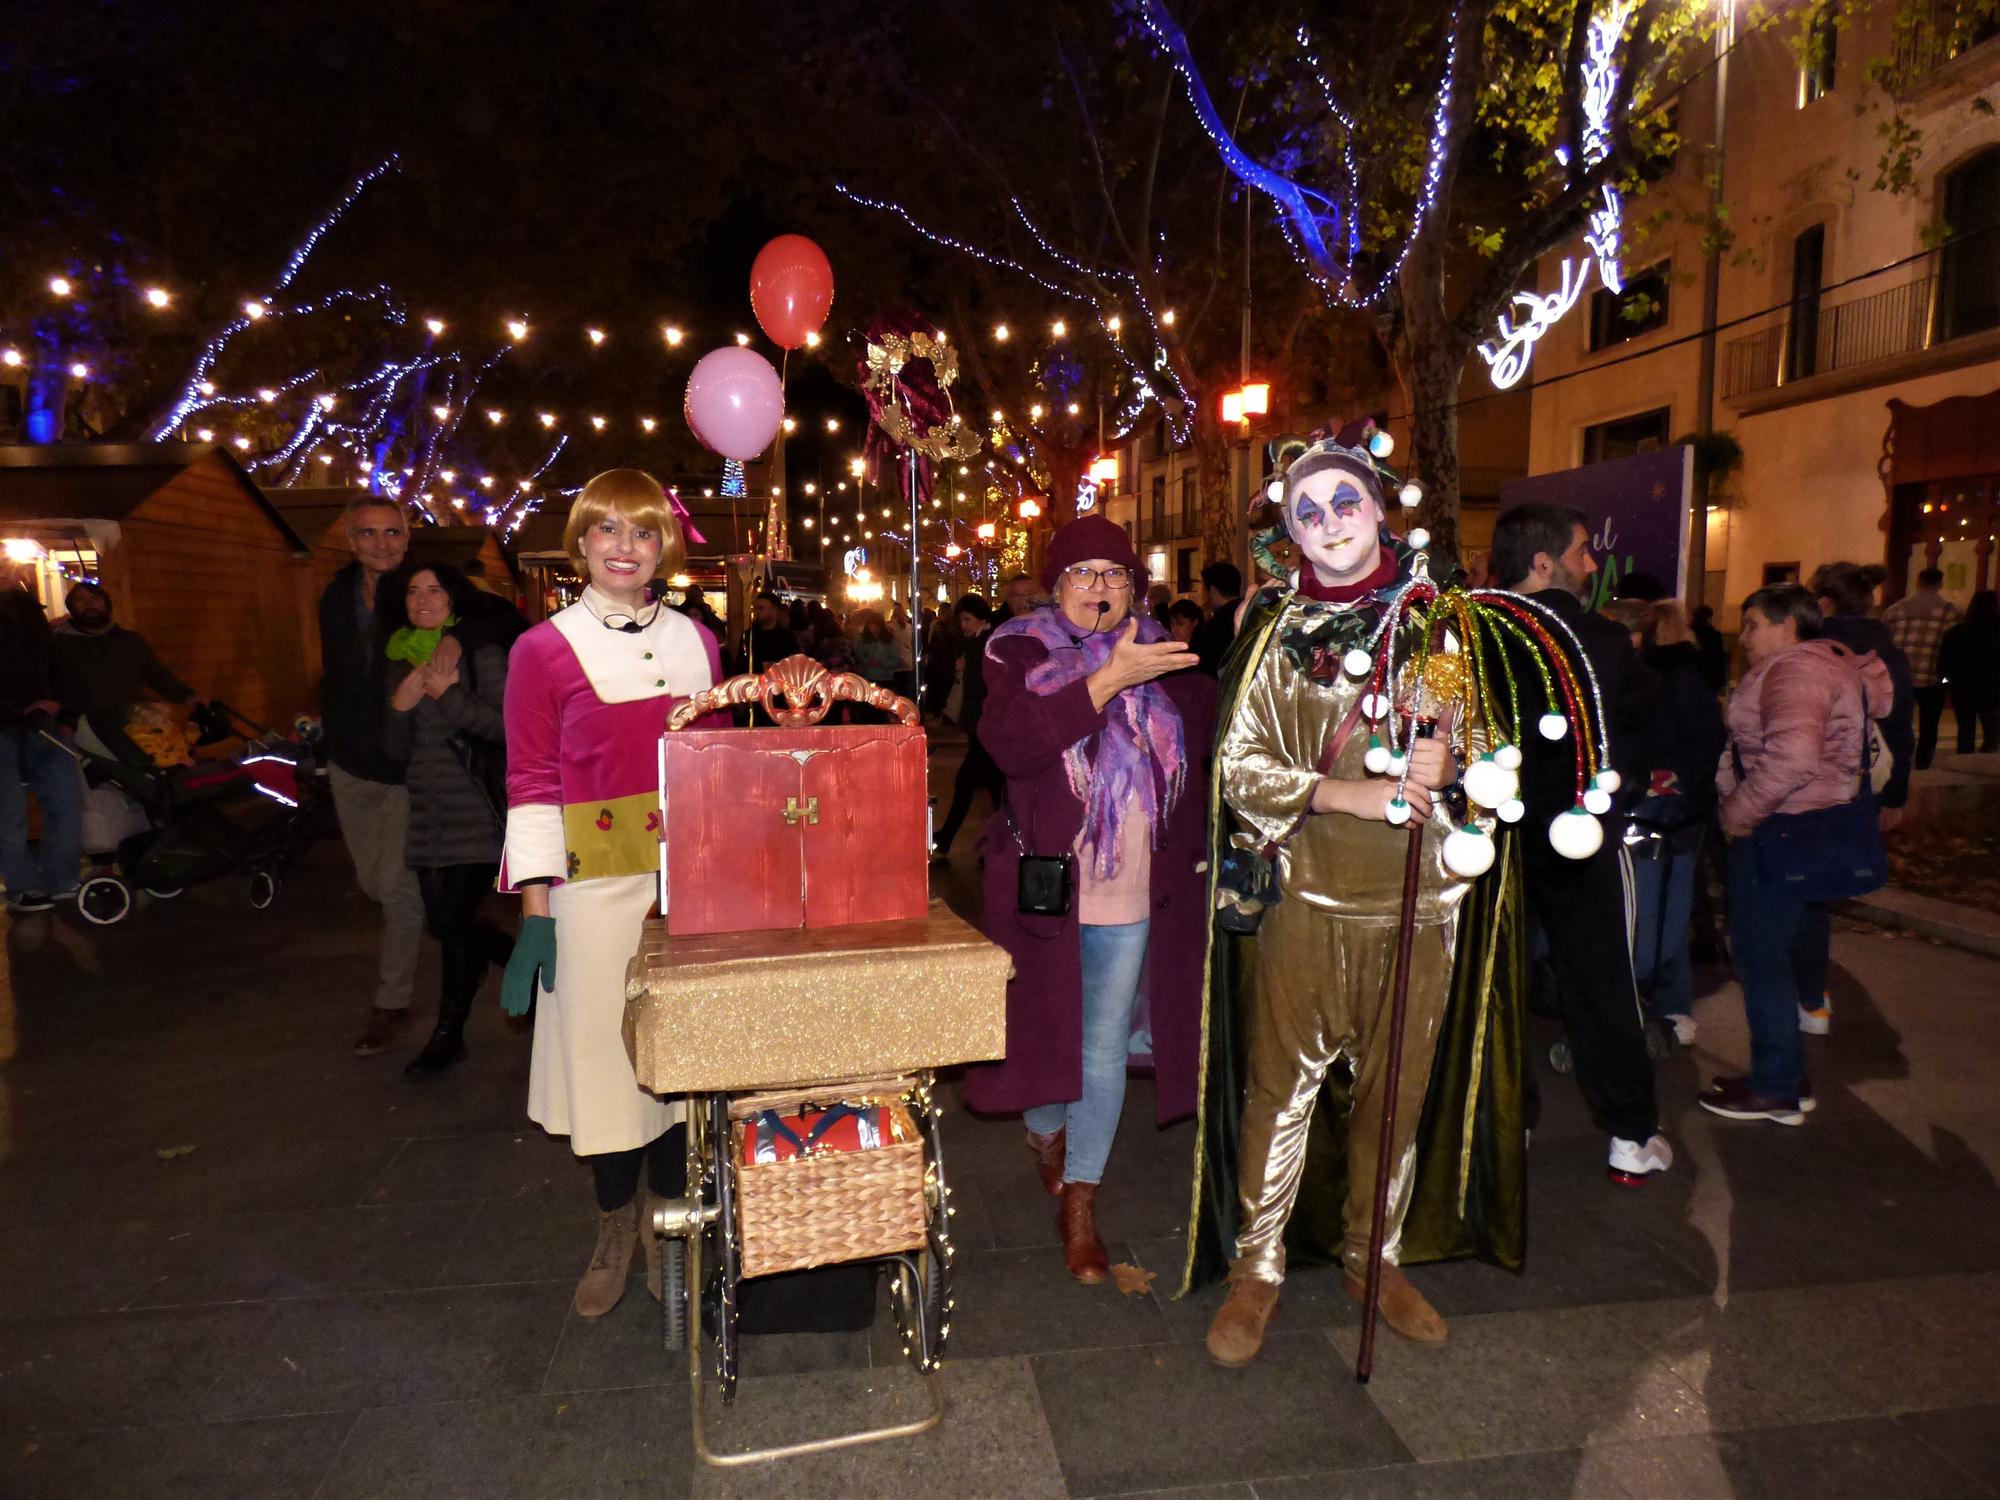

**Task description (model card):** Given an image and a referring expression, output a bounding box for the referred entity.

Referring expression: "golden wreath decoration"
[862,331,985,463]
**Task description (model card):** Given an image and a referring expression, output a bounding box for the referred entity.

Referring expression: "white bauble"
[1494,742,1524,771]
[1497,797,1526,824]
[1362,692,1389,720]
[1386,752,1409,777]
[1398,481,1423,509]
[1537,711,1568,741]
[1266,478,1284,504]
[1582,786,1613,815]
[1548,806,1605,860]
[1594,768,1622,794]
[1363,740,1392,775]
[1463,754,1514,810]
[1407,527,1431,551]
[1384,796,1412,827]
[1342,647,1373,679]
[1442,823,1497,878]
[1369,430,1395,458]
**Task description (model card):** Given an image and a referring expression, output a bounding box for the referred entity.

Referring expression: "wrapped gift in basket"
[623,653,1009,1467]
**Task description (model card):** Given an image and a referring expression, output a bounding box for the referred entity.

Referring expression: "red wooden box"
[659,647,933,940]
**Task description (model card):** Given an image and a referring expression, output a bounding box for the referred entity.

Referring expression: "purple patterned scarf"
[990,605,1187,879]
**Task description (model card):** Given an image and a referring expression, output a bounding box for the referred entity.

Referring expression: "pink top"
[1077,793,1151,926]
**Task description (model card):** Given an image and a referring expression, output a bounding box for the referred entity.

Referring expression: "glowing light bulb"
[69,361,90,379]
[197,380,215,395]
[316,453,334,465]
[640,417,656,433]
[425,317,446,335]
[782,417,797,433]
[1051,320,1067,338]
[990,409,1004,423]
[1029,403,1044,420]
[1161,308,1177,326]
[439,469,456,483]
[359,460,374,474]
[243,300,266,319]
[517,480,532,492]
[734,332,751,346]
[586,327,605,346]
[589,415,606,431]
[431,404,450,420]
[849,457,865,478]
[826,418,840,433]
[537,412,556,428]
[506,318,529,341]
[48,276,72,297]
[233,436,251,451]
[804,330,821,348]
[1108,315,1122,333]
[257,388,278,403]
[1,349,21,368]
[195,427,214,442]
[316,394,335,411]
[1066,402,1080,416]
[144,287,170,308]
[993,324,1010,342]
[485,409,504,424]
[478,476,494,489]
[662,325,684,346]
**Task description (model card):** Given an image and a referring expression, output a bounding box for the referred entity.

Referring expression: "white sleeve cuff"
[499,802,566,890]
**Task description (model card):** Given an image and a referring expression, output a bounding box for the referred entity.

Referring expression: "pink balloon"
[750,234,835,350]
[683,346,785,461]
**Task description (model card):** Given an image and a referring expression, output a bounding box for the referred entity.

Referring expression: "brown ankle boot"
[1206,1276,1281,1369]
[1343,1263,1448,1345]
[1057,1181,1108,1283]
[1028,1128,1065,1197]
[639,1189,664,1302]
[575,1199,640,1318]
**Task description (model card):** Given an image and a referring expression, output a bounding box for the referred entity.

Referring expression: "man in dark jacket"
[51,583,192,728]
[1190,560,1243,676]
[930,595,1002,859]
[1492,503,1670,1185]
[320,497,424,1056]
[0,588,84,912]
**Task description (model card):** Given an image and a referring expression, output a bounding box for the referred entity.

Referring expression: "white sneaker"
[1608,1134,1674,1183]
[1798,996,1831,1035]
[1669,1014,1698,1047]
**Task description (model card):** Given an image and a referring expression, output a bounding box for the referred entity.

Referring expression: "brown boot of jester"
[1206,1275,1282,1370]
[1057,1181,1109,1284]
[1343,1262,1448,1345]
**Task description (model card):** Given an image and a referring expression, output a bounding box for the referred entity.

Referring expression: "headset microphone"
[1094,601,1111,615]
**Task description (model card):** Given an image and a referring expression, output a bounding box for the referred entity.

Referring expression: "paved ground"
[3,747,1998,1498]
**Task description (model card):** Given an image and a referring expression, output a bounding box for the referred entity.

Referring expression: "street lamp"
[1018,497,1042,520]
[1220,381,1271,425]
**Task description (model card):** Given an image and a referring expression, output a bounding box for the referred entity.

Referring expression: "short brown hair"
[1598,597,1657,640]
[341,495,408,529]
[1742,583,1824,639]
[562,469,684,575]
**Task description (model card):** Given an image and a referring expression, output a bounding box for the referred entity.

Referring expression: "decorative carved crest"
[667,653,920,731]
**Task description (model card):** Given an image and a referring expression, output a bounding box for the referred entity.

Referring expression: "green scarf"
[386,617,456,665]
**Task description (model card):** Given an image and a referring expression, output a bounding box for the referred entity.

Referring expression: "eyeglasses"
[1061,564,1134,590]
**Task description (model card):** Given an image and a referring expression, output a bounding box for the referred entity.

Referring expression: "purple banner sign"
[1498,445,1693,608]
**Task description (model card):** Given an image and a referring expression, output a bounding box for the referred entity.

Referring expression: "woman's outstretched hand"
[1087,618,1196,710]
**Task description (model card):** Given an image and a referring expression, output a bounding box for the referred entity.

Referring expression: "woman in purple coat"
[965,515,1217,1283]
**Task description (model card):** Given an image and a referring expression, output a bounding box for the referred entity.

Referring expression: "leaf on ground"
[155,1145,197,1160]
[1109,1262,1157,1296]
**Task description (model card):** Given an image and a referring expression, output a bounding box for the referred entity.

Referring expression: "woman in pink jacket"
[1700,584,1890,1127]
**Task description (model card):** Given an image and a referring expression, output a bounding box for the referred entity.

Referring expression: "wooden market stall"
[0,442,315,729]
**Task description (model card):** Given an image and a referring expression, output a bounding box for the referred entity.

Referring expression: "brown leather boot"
[1343,1263,1448,1344]
[1028,1127,1065,1197]
[1206,1276,1281,1369]
[1057,1181,1109,1284]
[575,1199,640,1318]
[639,1189,664,1302]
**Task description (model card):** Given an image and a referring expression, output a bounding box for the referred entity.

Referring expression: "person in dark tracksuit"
[930,594,1003,860]
[1491,503,1672,1185]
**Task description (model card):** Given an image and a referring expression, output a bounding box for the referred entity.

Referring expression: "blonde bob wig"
[562,468,685,576]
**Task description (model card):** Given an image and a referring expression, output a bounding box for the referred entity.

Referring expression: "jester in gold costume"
[1186,423,1529,1369]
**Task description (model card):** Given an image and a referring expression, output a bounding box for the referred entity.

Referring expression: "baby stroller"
[44,701,325,925]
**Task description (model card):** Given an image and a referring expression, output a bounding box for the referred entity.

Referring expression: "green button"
[655,678,666,687]
[643,652,653,660]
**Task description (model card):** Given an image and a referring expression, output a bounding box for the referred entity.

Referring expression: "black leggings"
[934,735,1004,854]
[414,864,512,1020]
[586,1123,688,1212]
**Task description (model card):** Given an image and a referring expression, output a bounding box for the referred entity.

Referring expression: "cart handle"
[667,652,918,731]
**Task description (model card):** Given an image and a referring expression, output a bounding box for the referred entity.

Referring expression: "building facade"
[1522,1,2000,610]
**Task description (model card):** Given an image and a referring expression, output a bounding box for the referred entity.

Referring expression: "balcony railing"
[1721,275,1950,400]
[1891,1,2000,91]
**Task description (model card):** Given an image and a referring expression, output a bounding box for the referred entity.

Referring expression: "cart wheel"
[76,875,132,926]
[660,1238,687,1352]
[142,886,183,900]
[248,869,279,909]
[701,1094,741,1405]
[1548,1036,1574,1075]
[892,1085,955,1370]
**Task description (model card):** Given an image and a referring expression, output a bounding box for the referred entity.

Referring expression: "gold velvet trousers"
[1232,895,1454,1283]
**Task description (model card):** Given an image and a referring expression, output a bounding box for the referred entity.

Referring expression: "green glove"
[502,914,557,1017]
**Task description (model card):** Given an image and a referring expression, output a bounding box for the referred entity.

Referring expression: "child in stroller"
[47,700,326,925]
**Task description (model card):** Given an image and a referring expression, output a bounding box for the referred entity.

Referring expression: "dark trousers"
[1915,683,1949,769]
[414,863,511,1031]
[1951,686,1999,753]
[586,1124,687,1212]
[1725,839,1827,1098]
[934,734,1003,854]
[1521,840,1659,1144]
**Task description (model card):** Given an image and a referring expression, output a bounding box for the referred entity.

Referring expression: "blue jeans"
[1726,837,1822,1098]
[1630,848,1696,1021]
[0,726,85,898]
[1024,919,1151,1185]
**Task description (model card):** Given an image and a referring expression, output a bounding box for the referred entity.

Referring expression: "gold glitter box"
[623,905,1011,1094]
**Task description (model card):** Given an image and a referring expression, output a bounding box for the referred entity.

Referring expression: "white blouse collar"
[551,589,710,704]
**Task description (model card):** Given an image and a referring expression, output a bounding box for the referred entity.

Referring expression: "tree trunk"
[1193,410,1238,574]
[1043,445,1088,528]
[1399,338,1464,569]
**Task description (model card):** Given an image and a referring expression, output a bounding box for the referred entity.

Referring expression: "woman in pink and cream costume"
[499,468,724,1318]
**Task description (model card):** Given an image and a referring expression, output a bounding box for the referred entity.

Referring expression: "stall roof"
[0,442,309,549]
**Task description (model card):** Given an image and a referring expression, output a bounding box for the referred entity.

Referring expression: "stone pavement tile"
[316,1386,690,1500]
[360,1129,592,1206]
[1703,1182,2000,1294]
[1031,1331,1409,1495]
[1327,1300,1712,1462]
[545,1286,869,1394]
[882,1244,1171,1361]
[123,1202,466,1308]
[202,1280,574,1418]
[1572,1416,1999,1500]
[299,1051,540,1144]
[1089,1485,1254,1500]
[689,1355,1067,1499]
[438,1192,606,1286]
[1896,1404,2000,1495]
[0,1133,408,1228]
[1136,1237,1361,1345]
[1252,1450,1587,1499]
[0,1303,270,1433]
[1663,1273,2000,1430]
[0,1215,167,1319]
[0,1411,355,1500]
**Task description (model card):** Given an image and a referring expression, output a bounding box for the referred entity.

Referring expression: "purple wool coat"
[962,626,1218,1125]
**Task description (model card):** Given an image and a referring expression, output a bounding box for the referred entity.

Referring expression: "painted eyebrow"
[1293,494,1327,527]
[1329,481,1367,512]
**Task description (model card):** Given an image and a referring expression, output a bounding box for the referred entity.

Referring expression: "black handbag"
[1732,690,1886,902]
[1003,808,1074,916]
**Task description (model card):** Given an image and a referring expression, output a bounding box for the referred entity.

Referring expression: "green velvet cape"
[1177,586,1530,1295]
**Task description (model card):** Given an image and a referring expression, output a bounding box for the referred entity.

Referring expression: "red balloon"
[750,234,835,350]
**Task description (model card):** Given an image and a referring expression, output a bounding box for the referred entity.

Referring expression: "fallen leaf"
[155,1145,197,1160]
[1109,1262,1157,1297]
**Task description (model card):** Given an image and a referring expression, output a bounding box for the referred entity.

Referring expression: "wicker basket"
[732,1093,928,1279]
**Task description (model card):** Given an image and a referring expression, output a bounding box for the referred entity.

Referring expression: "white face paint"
[1287,466,1384,588]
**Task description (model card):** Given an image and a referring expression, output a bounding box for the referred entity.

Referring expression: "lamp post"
[1688,0,1736,610]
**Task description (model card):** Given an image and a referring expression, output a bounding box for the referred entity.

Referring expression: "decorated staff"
[1186,418,1613,1379]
